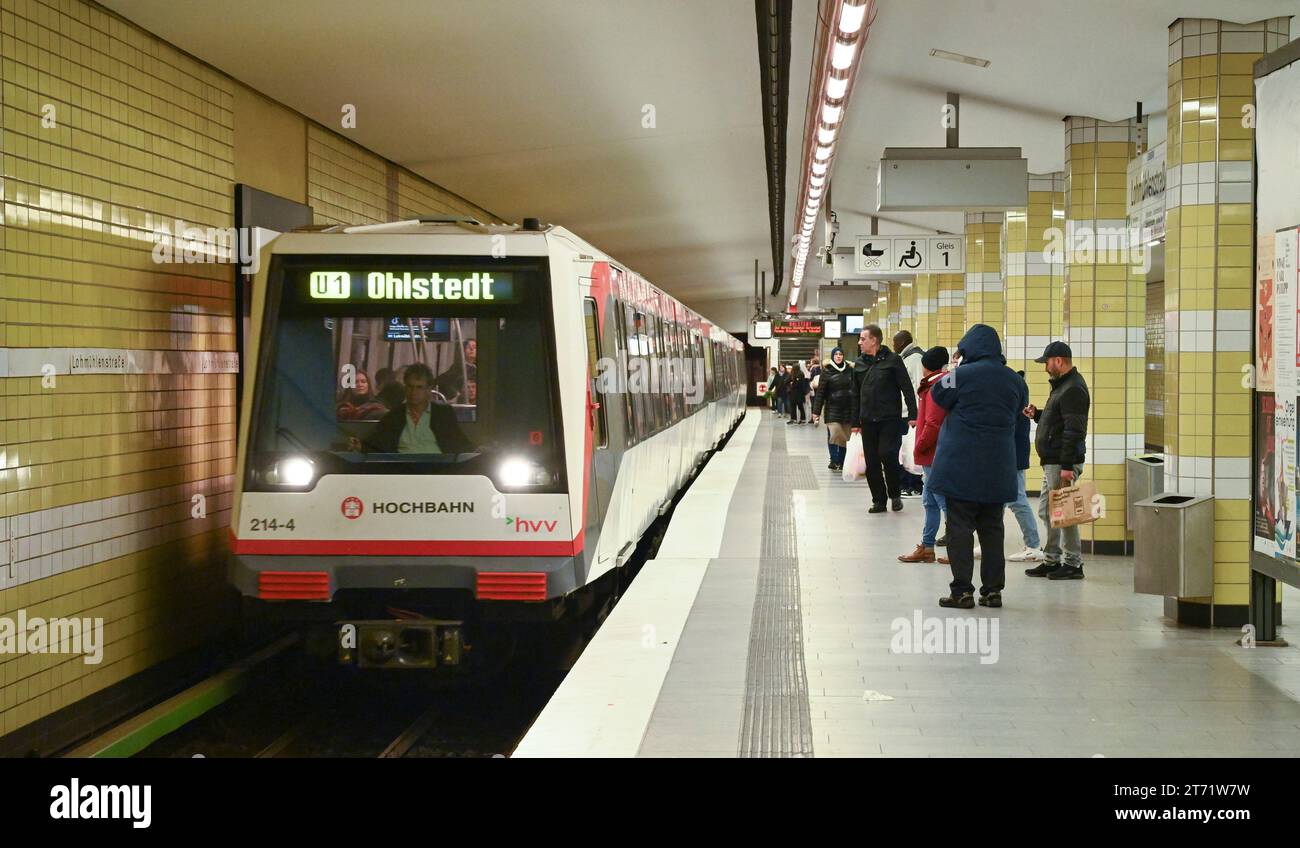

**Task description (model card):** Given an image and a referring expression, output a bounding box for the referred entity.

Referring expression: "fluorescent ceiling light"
[826,75,848,100]
[929,48,990,68]
[818,126,836,144]
[822,102,842,124]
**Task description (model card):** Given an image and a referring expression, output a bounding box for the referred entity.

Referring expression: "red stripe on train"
[229,532,583,557]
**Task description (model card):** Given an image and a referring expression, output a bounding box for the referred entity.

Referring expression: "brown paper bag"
[1049,481,1102,528]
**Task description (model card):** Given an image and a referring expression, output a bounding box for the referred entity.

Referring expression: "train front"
[229,234,577,669]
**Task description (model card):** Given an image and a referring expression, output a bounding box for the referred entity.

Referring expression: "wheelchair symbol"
[899,240,922,269]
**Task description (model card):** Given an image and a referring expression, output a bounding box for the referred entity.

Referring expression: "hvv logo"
[506,517,558,534]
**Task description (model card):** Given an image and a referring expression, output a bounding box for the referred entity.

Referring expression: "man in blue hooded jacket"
[927,324,1027,609]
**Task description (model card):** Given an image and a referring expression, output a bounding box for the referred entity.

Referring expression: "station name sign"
[305,270,517,303]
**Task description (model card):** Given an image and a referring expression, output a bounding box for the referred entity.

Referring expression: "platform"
[514,412,1300,758]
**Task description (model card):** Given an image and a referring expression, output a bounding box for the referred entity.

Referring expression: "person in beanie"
[812,346,854,469]
[898,346,950,562]
[1023,341,1091,579]
[853,324,918,513]
[927,324,1026,609]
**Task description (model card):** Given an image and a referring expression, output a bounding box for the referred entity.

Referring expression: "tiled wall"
[0,0,497,740]
[1005,173,1066,489]
[1164,17,1288,612]
[912,273,937,350]
[964,212,1003,332]
[1063,115,1143,547]
[934,273,965,350]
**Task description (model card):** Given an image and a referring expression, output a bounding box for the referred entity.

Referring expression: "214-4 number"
[249,517,295,532]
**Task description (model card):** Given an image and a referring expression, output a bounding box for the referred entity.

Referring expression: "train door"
[582,298,612,562]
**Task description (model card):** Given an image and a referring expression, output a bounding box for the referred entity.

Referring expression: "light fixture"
[826,75,849,100]
[838,2,867,35]
[263,456,315,487]
[821,102,842,124]
[812,161,828,176]
[810,174,825,187]
[831,40,856,70]
[929,48,990,68]
[818,126,836,144]
[815,144,833,160]
[499,457,551,487]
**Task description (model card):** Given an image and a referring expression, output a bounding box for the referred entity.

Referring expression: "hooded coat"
[925,324,1026,503]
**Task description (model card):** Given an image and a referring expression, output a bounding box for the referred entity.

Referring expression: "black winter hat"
[921,346,949,371]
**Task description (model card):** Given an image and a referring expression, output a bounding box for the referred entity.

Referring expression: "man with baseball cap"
[1023,341,1091,580]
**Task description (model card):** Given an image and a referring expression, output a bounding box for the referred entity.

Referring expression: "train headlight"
[264,456,316,487]
[499,457,552,487]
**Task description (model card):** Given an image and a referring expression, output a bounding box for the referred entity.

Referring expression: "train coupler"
[337,619,465,669]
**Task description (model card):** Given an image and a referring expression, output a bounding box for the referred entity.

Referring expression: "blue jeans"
[1038,463,1084,567]
[1006,469,1041,549]
[921,466,946,547]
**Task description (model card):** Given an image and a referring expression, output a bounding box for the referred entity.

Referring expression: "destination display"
[301,269,519,303]
[772,320,824,336]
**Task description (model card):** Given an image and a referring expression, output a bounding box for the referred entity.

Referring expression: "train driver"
[350,362,475,454]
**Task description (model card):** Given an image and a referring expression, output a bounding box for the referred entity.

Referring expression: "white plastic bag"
[899,425,922,476]
[842,432,866,482]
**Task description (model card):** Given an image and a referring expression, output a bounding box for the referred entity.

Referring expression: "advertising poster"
[1257,230,1276,393]
[1273,227,1298,558]
[1256,393,1279,554]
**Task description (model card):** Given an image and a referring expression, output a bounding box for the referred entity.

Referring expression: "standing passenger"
[811,346,853,470]
[853,325,918,513]
[926,325,1024,608]
[898,347,950,562]
[894,330,926,498]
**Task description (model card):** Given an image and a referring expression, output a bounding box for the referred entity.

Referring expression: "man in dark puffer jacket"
[1023,341,1091,580]
[852,325,917,513]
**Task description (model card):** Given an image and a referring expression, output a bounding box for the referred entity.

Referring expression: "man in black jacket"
[1022,341,1090,579]
[854,324,918,513]
[355,362,475,454]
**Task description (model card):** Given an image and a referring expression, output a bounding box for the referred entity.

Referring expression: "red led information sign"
[772,320,824,336]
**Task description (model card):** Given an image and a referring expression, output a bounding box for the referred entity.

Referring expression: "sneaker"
[1047,564,1085,580]
[978,592,1002,608]
[787,420,797,425]
[868,503,887,514]
[891,498,904,512]
[1024,562,1061,578]
[935,533,948,547]
[939,593,975,609]
[828,461,837,470]
[831,464,843,471]
[900,490,922,499]
[1008,547,1044,562]
[898,544,936,563]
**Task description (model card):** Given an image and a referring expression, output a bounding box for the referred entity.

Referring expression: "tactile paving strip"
[738,424,815,757]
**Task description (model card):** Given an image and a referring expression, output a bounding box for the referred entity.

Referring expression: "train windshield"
[247,255,562,491]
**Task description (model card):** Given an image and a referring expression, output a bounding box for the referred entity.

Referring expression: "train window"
[703,338,714,399]
[583,298,607,449]
[624,303,645,442]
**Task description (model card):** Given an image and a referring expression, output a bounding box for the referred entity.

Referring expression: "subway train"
[229,218,746,668]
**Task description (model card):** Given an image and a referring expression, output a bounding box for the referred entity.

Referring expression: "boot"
[898,544,936,563]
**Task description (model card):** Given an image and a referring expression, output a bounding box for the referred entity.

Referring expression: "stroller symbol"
[861,242,885,257]
[899,240,922,269]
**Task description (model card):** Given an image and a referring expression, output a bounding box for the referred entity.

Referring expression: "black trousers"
[862,419,905,505]
[791,397,806,421]
[945,497,1006,596]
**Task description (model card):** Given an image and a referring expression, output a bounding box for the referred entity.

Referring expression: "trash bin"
[1125,454,1164,529]
[1133,493,1214,597]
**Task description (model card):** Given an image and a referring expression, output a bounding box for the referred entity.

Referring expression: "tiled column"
[935,274,966,349]
[898,277,917,344]
[871,286,887,329]
[1063,116,1142,553]
[1163,17,1287,626]
[913,273,938,348]
[1005,173,1066,490]
[964,212,1004,334]
[886,281,902,341]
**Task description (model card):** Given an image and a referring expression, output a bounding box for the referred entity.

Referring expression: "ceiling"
[103,0,1300,318]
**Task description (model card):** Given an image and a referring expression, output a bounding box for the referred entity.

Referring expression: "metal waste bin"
[1133,493,1214,597]
[1125,454,1164,528]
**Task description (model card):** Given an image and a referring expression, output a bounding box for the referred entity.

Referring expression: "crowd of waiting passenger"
[767,322,1091,609]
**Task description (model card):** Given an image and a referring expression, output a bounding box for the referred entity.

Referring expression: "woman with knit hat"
[811,346,854,469]
[899,346,951,563]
